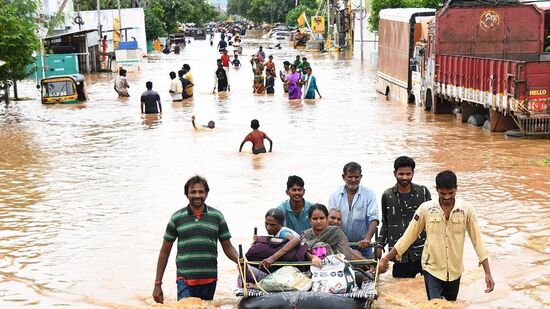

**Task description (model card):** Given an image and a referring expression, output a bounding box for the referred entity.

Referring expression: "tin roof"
[379,8,436,23]
[44,29,98,40]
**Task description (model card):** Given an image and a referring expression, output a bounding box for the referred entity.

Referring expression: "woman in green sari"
[302,204,354,267]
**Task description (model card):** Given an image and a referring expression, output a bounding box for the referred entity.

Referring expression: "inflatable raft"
[236,248,379,309]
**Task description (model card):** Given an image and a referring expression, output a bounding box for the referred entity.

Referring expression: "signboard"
[528,87,549,99]
[312,16,325,34]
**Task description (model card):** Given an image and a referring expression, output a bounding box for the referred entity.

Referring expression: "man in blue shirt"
[329,162,379,256]
[277,175,314,235]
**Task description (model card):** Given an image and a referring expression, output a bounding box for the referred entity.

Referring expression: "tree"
[229,0,305,24]
[0,0,40,103]
[227,0,250,17]
[286,5,317,26]
[78,0,219,37]
[369,0,442,31]
[144,0,166,39]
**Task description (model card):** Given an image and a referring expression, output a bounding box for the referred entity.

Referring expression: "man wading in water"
[379,170,495,301]
[377,156,431,278]
[153,176,238,303]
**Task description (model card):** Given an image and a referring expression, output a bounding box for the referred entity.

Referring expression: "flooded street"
[0,35,549,308]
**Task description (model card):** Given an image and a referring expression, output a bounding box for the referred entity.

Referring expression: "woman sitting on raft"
[258,208,301,269]
[302,204,354,267]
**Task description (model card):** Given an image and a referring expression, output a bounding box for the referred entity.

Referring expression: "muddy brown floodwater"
[0,35,549,309]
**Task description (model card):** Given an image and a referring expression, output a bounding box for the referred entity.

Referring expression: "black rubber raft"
[238,291,373,309]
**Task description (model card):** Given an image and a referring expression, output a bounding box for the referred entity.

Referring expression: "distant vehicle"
[169,33,187,46]
[262,27,289,39]
[273,31,290,40]
[188,28,207,40]
[268,27,288,36]
[41,74,87,104]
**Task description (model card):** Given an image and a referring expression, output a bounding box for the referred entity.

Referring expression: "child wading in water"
[239,119,273,154]
[252,67,265,94]
[265,68,276,94]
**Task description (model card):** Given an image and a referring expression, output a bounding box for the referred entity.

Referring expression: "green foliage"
[229,0,305,24]
[369,0,442,31]
[0,0,40,82]
[286,5,317,26]
[79,0,132,10]
[144,0,165,39]
[227,0,250,17]
[78,0,219,36]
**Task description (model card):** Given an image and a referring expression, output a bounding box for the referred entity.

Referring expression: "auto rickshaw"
[40,74,87,104]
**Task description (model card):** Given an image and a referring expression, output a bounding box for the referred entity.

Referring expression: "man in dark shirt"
[377,156,431,278]
[217,38,227,53]
[212,60,228,93]
[140,81,162,114]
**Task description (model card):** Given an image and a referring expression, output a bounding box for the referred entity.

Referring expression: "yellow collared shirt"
[394,198,488,281]
[184,72,194,96]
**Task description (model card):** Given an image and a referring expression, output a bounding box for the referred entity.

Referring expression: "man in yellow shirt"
[379,170,495,300]
[182,64,194,98]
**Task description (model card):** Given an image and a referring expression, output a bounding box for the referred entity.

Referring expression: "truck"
[377,1,550,137]
[376,8,435,104]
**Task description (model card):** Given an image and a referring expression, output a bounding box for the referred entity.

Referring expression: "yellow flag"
[297,12,306,26]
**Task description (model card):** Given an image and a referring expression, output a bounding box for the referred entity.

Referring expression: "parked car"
[273,31,290,40]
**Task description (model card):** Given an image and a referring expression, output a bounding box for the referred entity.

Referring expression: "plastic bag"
[258,266,312,292]
[311,254,356,294]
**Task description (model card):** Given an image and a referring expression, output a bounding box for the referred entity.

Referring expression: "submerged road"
[0,34,549,308]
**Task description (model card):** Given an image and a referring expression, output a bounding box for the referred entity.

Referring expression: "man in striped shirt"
[153,176,239,303]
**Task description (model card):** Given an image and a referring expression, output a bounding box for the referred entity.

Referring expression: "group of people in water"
[113,31,321,125]
[152,156,495,304]
[211,33,321,99]
[246,51,321,100]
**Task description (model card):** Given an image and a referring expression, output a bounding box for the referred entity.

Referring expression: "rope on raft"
[245,259,378,267]
[238,258,380,298]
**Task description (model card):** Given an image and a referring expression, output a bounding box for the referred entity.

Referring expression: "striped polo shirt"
[164,205,231,280]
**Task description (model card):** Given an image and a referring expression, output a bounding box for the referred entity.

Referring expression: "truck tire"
[425,90,433,111]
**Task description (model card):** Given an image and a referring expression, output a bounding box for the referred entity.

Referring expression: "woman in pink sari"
[287,64,303,100]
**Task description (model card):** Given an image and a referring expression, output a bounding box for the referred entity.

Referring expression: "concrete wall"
[64,8,148,56]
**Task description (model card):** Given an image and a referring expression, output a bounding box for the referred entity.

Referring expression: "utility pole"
[118,0,123,40]
[360,0,364,59]
[97,0,101,38]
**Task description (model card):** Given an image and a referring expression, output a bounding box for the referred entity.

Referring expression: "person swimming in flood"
[192,115,215,130]
[239,119,273,154]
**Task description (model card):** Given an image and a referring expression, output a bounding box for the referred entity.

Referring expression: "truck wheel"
[425,90,432,111]
[408,93,415,104]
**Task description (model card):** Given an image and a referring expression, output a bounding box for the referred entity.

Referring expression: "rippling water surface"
[0,34,549,308]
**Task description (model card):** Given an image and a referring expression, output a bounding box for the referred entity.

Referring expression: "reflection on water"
[0,35,549,308]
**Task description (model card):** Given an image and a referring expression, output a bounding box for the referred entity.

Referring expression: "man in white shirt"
[168,71,183,102]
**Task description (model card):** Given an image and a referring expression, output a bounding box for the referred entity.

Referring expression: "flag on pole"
[297,12,306,26]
